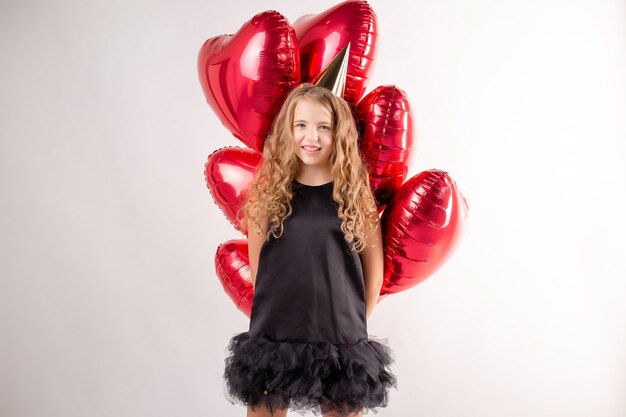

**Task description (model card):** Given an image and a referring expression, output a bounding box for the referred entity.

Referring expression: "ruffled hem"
[222,331,398,416]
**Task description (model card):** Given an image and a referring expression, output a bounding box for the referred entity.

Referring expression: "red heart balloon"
[197,11,301,152]
[355,85,415,210]
[204,147,262,234]
[215,239,254,317]
[380,169,469,294]
[293,0,378,107]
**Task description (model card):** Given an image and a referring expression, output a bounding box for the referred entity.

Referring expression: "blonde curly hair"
[237,83,379,253]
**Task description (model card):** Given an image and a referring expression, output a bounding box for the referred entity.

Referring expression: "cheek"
[323,140,334,155]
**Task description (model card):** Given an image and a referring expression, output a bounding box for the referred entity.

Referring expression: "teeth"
[303,146,320,151]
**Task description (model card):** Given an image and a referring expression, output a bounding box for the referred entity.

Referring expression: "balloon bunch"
[198,1,469,317]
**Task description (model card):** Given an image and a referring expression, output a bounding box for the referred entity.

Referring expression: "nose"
[304,126,319,142]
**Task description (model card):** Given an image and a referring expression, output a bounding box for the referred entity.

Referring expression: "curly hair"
[237,83,379,253]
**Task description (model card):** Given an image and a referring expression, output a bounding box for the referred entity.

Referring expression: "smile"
[302,145,321,152]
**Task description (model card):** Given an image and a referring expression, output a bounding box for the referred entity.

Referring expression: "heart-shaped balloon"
[215,239,254,317]
[355,85,415,210]
[197,11,301,152]
[204,146,263,234]
[380,169,469,294]
[293,0,378,107]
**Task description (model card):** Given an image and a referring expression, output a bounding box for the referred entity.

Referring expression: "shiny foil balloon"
[293,0,378,107]
[204,146,263,234]
[380,169,469,294]
[355,85,415,210]
[215,239,254,317]
[197,11,301,152]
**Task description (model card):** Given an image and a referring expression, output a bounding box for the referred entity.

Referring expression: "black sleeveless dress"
[223,179,397,416]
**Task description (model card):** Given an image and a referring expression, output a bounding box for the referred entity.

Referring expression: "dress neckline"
[293,179,334,188]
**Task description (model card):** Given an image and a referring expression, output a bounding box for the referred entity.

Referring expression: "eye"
[320,125,330,130]
[294,123,305,128]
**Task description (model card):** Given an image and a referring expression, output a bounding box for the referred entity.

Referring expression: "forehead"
[293,98,332,122]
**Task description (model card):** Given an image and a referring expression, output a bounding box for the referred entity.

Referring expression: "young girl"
[223,83,397,417]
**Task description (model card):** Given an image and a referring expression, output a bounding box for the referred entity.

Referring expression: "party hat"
[312,42,351,99]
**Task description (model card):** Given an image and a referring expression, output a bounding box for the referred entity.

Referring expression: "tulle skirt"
[222,331,398,416]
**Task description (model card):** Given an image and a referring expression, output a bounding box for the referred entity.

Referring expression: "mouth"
[301,145,321,152]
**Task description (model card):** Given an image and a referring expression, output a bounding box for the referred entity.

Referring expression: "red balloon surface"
[380,169,469,294]
[215,239,254,317]
[355,85,415,210]
[197,11,301,152]
[204,147,262,234]
[293,0,378,107]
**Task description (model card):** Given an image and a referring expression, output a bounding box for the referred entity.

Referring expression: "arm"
[247,217,268,289]
[359,217,384,320]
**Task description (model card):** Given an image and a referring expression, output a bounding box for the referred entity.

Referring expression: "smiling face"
[292,97,334,169]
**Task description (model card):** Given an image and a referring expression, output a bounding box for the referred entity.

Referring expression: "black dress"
[223,179,397,416]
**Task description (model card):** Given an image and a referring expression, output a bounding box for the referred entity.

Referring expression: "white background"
[1,0,625,416]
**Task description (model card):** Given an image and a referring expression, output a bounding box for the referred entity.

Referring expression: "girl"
[224,83,397,417]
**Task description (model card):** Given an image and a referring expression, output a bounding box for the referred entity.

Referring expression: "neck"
[296,166,333,184]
